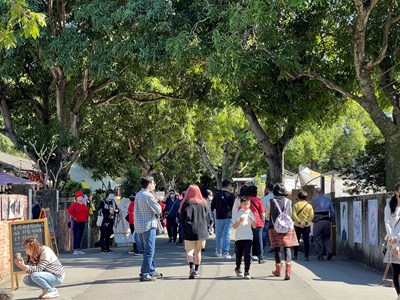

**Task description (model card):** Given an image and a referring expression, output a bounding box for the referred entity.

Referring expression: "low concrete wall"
[334,193,389,272]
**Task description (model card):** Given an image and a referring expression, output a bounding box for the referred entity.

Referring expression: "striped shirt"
[26,246,65,278]
[134,189,161,233]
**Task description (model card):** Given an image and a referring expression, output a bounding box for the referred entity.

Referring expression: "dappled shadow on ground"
[59,234,382,287]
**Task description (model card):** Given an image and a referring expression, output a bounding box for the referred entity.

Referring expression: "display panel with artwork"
[340,202,348,241]
[1,196,8,220]
[368,199,378,245]
[353,201,362,243]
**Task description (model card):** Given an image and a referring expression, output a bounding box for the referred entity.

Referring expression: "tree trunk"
[265,145,284,184]
[242,104,293,185]
[384,133,400,189]
[159,171,170,193]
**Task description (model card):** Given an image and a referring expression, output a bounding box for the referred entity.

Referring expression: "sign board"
[8,219,49,289]
[40,208,55,239]
[40,208,59,256]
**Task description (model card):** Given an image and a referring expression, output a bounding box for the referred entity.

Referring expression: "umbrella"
[0,173,38,185]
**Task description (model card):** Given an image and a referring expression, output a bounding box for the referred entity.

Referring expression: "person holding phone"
[14,236,65,299]
[233,195,257,279]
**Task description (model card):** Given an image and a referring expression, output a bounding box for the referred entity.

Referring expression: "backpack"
[271,198,294,233]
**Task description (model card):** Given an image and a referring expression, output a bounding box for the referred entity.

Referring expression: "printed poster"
[340,202,348,241]
[8,195,16,219]
[353,201,362,243]
[1,195,8,220]
[368,199,378,245]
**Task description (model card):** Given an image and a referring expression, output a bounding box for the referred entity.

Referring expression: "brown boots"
[272,263,282,277]
[272,263,292,280]
[285,263,292,280]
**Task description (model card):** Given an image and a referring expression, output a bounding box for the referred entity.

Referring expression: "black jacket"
[182,200,209,241]
[210,190,235,219]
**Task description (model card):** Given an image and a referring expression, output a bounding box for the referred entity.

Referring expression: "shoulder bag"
[382,217,400,256]
[164,199,178,218]
[96,200,105,227]
[296,202,310,217]
[156,215,164,235]
[68,204,78,229]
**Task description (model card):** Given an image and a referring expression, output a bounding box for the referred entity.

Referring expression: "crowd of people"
[55,177,334,286]
[126,177,337,282]
[15,177,400,299]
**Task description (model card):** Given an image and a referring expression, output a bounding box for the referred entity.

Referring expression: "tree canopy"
[1,0,397,191]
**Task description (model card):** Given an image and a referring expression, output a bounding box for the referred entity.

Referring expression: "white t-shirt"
[234,209,255,241]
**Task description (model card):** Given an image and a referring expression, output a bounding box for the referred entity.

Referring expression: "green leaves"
[0,0,46,49]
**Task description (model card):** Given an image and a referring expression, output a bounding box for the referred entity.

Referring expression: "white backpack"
[271,198,294,233]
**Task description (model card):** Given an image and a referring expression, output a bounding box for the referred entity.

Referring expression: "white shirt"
[384,205,400,241]
[261,193,274,216]
[234,209,255,241]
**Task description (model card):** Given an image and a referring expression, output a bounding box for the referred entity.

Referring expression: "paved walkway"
[1,235,396,300]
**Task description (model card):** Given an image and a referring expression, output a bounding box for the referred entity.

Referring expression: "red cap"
[75,191,84,198]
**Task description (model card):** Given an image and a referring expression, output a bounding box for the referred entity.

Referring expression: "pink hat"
[75,191,84,198]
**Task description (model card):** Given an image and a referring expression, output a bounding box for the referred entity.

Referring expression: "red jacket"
[248,196,265,227]
[68,202,89,222]
[128,201,135,224]
[159,201,166,217]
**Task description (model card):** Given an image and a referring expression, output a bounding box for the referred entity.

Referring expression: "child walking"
[233,196,257,279]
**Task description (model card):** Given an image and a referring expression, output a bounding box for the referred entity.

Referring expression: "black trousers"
[235,240,252,272]
[166,217,178,241]
[392,263,400,295]
[313,220,332,257]
[294,226,310,258]
[100,220,114,250]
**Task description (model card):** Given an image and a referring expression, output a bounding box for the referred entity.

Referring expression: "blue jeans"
[262,220,269,250]
[73,221,86,250]
[252,227,264,260]
[138,227,157,277]
[23,272,63,293]
[134,232,143,251]
[129,224,143,252]
[215,219,233,255]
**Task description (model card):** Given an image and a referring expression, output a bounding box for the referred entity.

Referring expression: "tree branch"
[366,2,400,70]
[229,146,242,178]
[92,91,185,106]
[0,82,17,145]
[295,71,363,102]
[88,79,115,95]
[241,103,274,154]
[14,97,44,115]
[237,162,249,175]
[195,137,219,180]
[280,121,296,148]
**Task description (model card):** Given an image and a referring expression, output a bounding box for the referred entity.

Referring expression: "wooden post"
[381,263,393,287]
[330,175,336,255]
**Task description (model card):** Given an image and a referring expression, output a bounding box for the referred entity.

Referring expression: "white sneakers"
[40,289,59,299]
[216,251,232,259]
[73,250,85,255]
